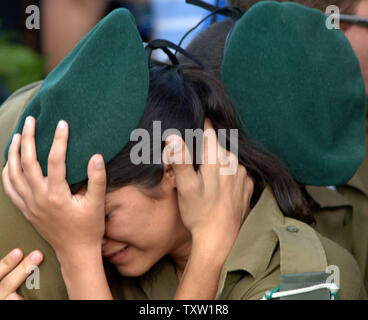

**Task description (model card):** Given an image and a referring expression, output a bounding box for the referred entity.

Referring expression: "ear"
[162,162,177,189]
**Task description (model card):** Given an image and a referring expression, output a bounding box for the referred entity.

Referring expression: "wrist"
[191,230,237,263]
[175,239,227,300]
[57,246,103,276]
[57,249,112,300]
[189,239,230,272]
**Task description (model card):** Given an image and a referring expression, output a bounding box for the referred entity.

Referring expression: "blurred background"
[0,0,227,104]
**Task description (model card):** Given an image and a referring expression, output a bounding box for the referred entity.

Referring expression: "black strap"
[211,0,221,24]
[146,39,204,68]
[338,14,368,26]
[186,0,243,20]
[186,0,219,12]
[176,1,242,53]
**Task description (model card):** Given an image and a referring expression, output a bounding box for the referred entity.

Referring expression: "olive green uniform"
[0,85,366,299]
[309,112,368,291]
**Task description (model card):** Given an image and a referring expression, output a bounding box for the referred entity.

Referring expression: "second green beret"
[222,1,367,186]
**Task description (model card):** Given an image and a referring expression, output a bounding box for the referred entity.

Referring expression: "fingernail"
[30,251,42,263]
[12,134,20,144]
[167,136,182,153]
[94,155,104,169]
[57,120,66,130]
[11,249,21,259]
[172,139,182,153]
[25,116,33,127]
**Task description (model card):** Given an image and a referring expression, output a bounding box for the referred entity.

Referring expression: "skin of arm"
[42,0,107,73]
[56,248,112,300]
[174,235,233,300]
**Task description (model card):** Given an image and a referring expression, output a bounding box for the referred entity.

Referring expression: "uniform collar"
[347,172,368,197]
[345,115,368,197]
[305,185,352,208]
[223,186,282,278]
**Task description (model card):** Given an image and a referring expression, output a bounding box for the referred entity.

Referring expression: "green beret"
[222,1,367,186]
[4,9,149,185]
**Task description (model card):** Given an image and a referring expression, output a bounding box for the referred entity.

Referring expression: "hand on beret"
[164,120,253,258]
[2,116,107,260]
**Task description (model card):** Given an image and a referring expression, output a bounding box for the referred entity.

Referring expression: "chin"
[115,262,152,278]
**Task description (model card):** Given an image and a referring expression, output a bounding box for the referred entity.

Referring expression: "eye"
[105,212,112,220]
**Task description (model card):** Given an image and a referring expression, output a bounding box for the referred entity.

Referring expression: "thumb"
[163,135,199,195]
[86,154,106,204]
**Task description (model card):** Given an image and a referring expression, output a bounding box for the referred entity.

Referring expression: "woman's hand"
[2,116,106,259]
[0,249,43,300]
[2,116,113,299]
[165,119,254,254]
[164,119,254,299]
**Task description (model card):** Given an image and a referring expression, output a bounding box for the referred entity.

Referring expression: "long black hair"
[71,61,315,225]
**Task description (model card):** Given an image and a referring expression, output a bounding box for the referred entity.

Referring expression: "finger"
[20,116,45,189]
[1,164,29,216]
[218,145,231,168]
[0,251,43,300]
[163,135,199,196]
[219,150,239,176]
[203,118,214,131]
[242,175,254,220]
[7,133,31,199]
[202,126,220,178]
[47,120,71,195]
[85,154,106,205]
[5,292,24,300]
[0,249,23,280]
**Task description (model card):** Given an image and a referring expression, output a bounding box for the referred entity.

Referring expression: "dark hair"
[71,61,314,225]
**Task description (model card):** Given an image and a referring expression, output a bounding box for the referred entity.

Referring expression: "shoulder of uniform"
[1,81,43,105]
[272,217,327,274]
[269,218,333,300]
[0,81,42,121]
[316,233,366,300]
[0,80,42,127]
[0,81,43,167]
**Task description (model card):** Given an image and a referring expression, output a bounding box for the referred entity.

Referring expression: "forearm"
[42,0,107,72]
[57,248,113,300]
[174,236,232,300]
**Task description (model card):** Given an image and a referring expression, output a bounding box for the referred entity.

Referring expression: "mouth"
[104,246,130,265]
